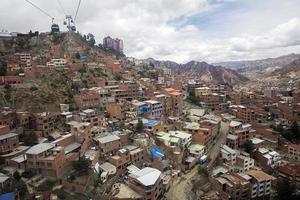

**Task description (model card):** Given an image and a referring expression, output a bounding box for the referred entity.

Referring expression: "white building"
[220,144,237,165]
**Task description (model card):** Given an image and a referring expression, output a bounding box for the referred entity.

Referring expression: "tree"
[15,179,28,197]
[73,156,91,176]
[13,171,21,181]
[117,121,125,129]
[291,121,300,141]
[275,178,296,200]
[242,140,255,155]
[113,73,123,81]
[0,63,7,76]
[136,118,144,133]
[87,33,95,46]
[0,156,5,165]
[75,52,81,59]
[23,132,38,146]
[78,66,87,74]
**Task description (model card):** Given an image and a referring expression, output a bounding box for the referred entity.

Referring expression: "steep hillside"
[215,53,300,74]
[0,32,118,111]
[145,59,248,84]
[271,58,300,77]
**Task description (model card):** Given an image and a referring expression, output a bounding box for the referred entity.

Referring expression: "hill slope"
[145,58,248,84]
[215,53,300,74]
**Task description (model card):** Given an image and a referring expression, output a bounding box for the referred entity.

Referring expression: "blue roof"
[145,119,160,127]
[0,193,14,200]
[151,147,164,159]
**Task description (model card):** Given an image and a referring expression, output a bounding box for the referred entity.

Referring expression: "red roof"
[279,165,300,175]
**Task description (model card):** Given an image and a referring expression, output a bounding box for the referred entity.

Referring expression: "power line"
[74,0,82,22]
[57,0,66,15]
[24,0,54,19]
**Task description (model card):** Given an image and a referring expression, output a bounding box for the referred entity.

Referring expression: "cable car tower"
[63,0,82,32]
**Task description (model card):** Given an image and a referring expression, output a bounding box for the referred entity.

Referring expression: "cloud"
[229,18,300,52]
[1,0,300,63]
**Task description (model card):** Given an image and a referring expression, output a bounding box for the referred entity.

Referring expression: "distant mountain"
[144,58,249,84]
[271,58,300,77]
[215,53,300,74]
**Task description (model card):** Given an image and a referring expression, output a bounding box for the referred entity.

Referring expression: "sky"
[1,0,300,63]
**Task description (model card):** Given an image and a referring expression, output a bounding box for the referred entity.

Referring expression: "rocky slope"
[145,58,249,84]
[215,53,300,74]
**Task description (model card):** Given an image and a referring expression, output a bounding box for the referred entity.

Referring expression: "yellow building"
[195,87,211,97]
[47,58,68,68]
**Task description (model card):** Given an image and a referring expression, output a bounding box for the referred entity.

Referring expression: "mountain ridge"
[143,58,249,84]
[214,53,300,74]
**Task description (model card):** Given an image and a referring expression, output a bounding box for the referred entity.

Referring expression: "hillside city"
[0,3,300,200]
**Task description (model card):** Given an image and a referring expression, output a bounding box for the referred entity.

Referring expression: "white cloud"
[1,0,300,63]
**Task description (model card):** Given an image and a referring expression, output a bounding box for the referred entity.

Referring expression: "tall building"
[103,36,124,53]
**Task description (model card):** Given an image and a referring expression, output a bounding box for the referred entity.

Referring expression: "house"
[278,164,300,189]
[213,172,250,200]
[144,100,163,119]
[226,121,255,148]
[188,144,205,158]
[0,173,10,193]
[94,134,121,154]
[220,145,237,165]
[246,170,273,199]
[287,143,300,161]
[235,153,255,173]
[156,131,192,148]
[0,132,19,154]
[26,143,70,180]
[127,165,164,200]
[254,148,281,171]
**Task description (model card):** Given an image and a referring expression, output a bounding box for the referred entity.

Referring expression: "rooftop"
[96,134,120,144]
[128,165,161,186]
[0,132,17,141]
[246,170,273,181]
[0,173,9,183]
[26,143,56,155]
[229,120,242,127]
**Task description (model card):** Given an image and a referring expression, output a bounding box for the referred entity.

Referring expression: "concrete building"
[144,100,163,119]
[156,131,192,147]
[278,164,300,189]
[214,172,250,200]
[0,132,19,154]
[246,170,272,199]
[287,143,300,161]
[220,145,237,165]
[26,143,70,179]
[235,153,255,173]
[94,134,121,154]
[127,165,164,200]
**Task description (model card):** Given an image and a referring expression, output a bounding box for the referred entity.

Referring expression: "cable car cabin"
[71,26,76,31]
[51,24,60,33]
